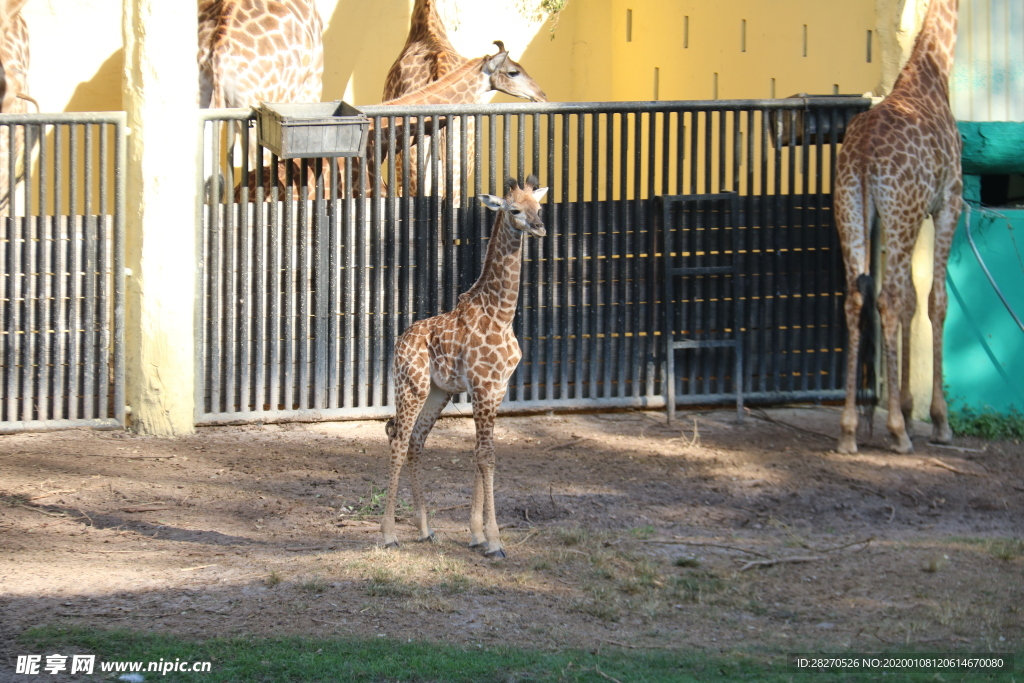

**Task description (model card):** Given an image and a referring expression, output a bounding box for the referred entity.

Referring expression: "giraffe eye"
[508,70,520,78]
[510,209,522,215]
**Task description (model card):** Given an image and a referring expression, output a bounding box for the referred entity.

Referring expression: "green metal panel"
[944,206,1024,413]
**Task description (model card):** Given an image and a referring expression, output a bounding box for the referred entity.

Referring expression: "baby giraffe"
[382,176,548,558]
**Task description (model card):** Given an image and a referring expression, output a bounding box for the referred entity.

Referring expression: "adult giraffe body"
[834,0,961,454]
[197,0,323,109]
[381,176,548,558]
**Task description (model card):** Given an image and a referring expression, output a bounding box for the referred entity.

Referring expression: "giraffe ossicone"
[834,0,961,454]
[381,176,547,558]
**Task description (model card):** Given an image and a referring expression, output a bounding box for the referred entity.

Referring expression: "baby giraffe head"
[478,175,548,237]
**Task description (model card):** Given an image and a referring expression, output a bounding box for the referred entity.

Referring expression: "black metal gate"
[0,112,126,433]
[197,98,869,424]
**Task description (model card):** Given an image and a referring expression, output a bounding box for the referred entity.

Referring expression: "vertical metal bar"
[97,123,110,419]
[589,112,601,400]
[82,124,97,419]
[619,112,633,397]
[237,123,252,413]
[828,107,843,390]
[282,156,296,411]
[224,134,239,414]
[622,111,638,397]
[5,124,18,421]
[268,152,281,411]
[207,123,222,414]
[799,109,812,394]
[51,124,66,420]
[645,109,658,398]
[22,123,38,421]
[575,112,586,400]
[357,125,372,408]
[374,120,386,408]
[784,109,797,394]
[444,114,456,313]
[545,111,556,400]
[558,112,570,400]
[663,199,676,422]
[385,115,398,409]
[112,117,126,426]
[757,111,770,395]
[515,114,529,402]
[312,155,327,411]
[37,124,51,420]
[342,155,356,409]
[297,157,310,409]
[253,138,266,412]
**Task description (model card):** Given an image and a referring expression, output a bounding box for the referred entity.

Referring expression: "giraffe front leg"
[469,458,487,549]
[470,391,505,558]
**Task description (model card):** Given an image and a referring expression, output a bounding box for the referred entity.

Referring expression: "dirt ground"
[1,405,1022,679]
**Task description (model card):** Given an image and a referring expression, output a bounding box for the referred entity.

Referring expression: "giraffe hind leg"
[406,384,452,542]
[928,199,959,444]
[382,365,432,548]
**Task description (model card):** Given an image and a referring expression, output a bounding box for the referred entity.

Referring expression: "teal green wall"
[944,200,1024,413]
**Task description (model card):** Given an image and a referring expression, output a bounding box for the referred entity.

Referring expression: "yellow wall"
[18,0,883,114]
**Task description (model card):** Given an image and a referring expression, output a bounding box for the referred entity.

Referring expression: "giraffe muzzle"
[525,223,546,237]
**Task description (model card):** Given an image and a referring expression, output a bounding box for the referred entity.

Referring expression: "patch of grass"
[947,401,1024,440]
[950,536,1024,561]
[988,538,1024,561]
[298,576,328,594]
[629,524,657,540]
[265,570,283,587]
[349,484,412,519]
[553,525,591,547]
[365,568,414,598]
[673,555,701,568]
[21,626,1020,682]
[666,570,726,604]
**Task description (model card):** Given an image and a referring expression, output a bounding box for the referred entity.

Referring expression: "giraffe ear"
[532,187,549,202]
[478,194,504,212]
[482,52,508,75]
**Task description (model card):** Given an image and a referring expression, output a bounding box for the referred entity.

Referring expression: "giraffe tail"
[385,418,397,441]
[855,272,878,431]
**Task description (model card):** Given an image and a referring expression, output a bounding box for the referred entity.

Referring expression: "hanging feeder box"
[257,101,369,159]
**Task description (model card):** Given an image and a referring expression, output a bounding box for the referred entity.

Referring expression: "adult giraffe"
[834,0,961,454]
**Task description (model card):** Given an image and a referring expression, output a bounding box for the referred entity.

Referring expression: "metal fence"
[197,98,870,425]
[0,112,126,433]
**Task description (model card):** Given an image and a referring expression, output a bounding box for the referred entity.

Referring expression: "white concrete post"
[122,0,198,435]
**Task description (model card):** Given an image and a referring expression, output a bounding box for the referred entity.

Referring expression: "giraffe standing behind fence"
[0,0,33,212]
[833,0,961,454]
[198,0,324,199]
[381,176,548,558]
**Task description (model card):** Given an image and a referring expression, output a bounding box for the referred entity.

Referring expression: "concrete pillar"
[122,0,198,435]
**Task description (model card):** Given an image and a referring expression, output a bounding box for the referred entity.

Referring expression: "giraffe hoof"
[383,541,400,550]
[836,438,858,455]
[483,548,507,559]
[416,532,437,543]
[468,541,486,550]
[892,437,914,454]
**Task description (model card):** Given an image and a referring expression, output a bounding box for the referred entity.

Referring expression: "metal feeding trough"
[769,94,867,148]
[257,101,369,159]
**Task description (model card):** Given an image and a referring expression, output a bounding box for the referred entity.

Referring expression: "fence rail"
[0,111,126,432]
[197,98,870,425]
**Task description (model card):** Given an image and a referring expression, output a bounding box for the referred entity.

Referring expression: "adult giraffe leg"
[878,254,914,454]
[900,274,918,426]
[469,389,505,558]
[928,198,960,444]
[405,384,452,542]
[839,276,865,454]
